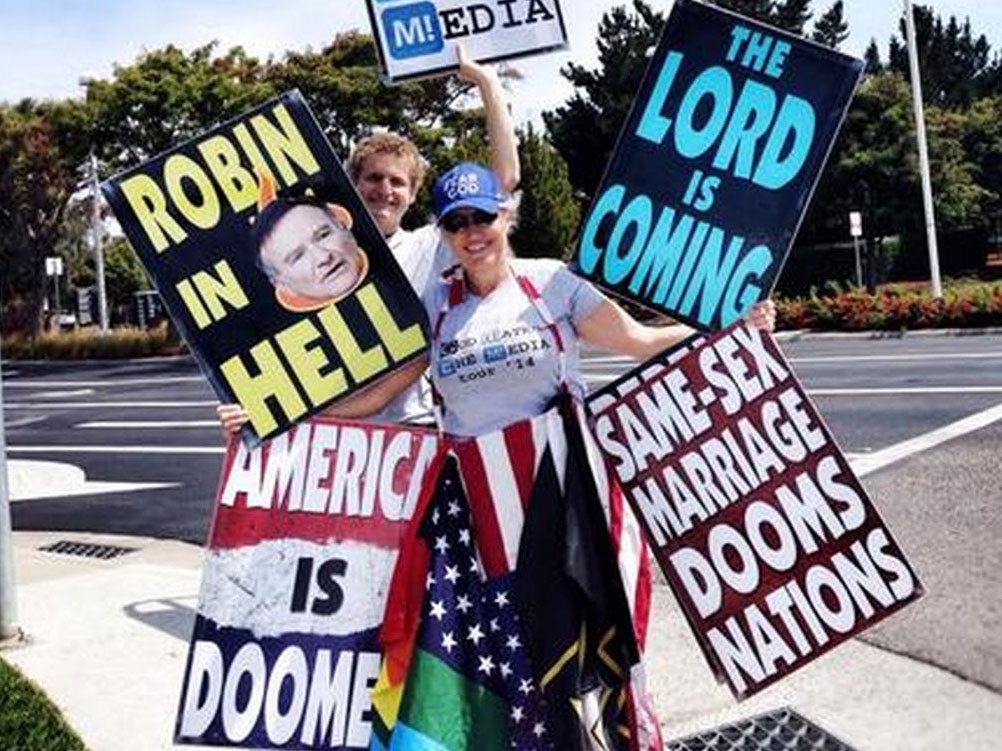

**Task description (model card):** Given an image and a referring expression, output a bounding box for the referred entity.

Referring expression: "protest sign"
[102,90,428,444]
[175,417,440,749]
[586,323,923,699]
[366,0,567,82]
[572,0,863,331]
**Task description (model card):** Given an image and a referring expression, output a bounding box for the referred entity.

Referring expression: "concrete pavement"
[4,404,1002,751]
[2,525,1001,751]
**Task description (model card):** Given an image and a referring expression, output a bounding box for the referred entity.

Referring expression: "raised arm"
[215,355,429,437]
[321,355,429,419]
[577,299,777,361]
[577,300,694,360]
[456,45,520,192]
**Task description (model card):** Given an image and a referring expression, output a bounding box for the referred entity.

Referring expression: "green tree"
[888,6,996,108]
[864,39,883,74]
[510,124,580,260]
[963,95,1002,224]
[543,1,666,202]
[708,0,774,25]
[0,104,76,336]
[812,1,849,50]
[792,73,921,289]
[82,43,275,173]
[773,0,813,35]
[102,237,151,322]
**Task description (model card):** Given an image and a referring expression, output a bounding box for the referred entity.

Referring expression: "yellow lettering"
[176,278,212,329]
[232,123,277,187]
[356,284,426,360]
[251,104,321,187]
[197,136,258,212]
[190,260,250,322]
[316,304,388,383]
[118,174,188,253]
[164,154,221,230]
[221,342,307,436]
[275,319,349,405]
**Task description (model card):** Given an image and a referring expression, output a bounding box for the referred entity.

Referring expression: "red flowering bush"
[776,280,1002,331]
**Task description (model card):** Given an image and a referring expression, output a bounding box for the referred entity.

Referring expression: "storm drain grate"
[667,707,856,751]
[37,540,137,560]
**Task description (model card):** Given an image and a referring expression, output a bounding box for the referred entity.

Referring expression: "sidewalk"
[3,528,1001,751]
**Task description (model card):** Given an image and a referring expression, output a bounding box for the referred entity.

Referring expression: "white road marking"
[850,403,1002,477]
[791,352,1002,364]
[583,374,1002,397]
[3,376,204,387]
[4,415,47,428]
[28,388,95,399]
[582,351,1002,368]
[811,387,1002,396]
[7,459,178,502]
[7,445,225,455]
[76,421,219,429]
[4,401,218,409]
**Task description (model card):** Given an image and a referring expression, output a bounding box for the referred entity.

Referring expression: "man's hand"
[455,43,496,87]
[216,403,249,439]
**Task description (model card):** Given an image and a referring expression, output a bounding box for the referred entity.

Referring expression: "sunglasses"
[440,209,498,234]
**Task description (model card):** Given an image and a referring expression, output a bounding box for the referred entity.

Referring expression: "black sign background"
[572,0,863,331]
[103,90,428,444]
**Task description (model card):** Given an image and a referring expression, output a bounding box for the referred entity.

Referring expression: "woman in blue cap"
[362,163,775,750]
[216,160,774,432]
[422,160,774,436]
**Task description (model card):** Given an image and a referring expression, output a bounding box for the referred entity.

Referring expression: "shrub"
[2,322,185,359]
[776,279,1002,331]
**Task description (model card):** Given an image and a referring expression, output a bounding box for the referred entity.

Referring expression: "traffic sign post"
[850,210,863,288]
[46,255,64,325]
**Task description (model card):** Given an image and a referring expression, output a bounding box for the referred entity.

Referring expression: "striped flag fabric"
[371,456,552,750]
[370,399,663,751]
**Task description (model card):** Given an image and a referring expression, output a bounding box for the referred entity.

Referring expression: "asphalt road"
[3,331,1002,696]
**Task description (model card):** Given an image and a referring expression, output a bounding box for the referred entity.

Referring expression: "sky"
[1,0,1000,125]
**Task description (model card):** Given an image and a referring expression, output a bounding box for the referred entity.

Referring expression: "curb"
[775,326,1002,342]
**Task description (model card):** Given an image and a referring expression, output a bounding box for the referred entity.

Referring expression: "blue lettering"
[630,207,695,302]
[765,41,791,78]
[679,228,743,325]
[664,222,710,309]
[726,26,753,63]
[674,67,733,160]
[579,184,627,274]
[712,80,776,179]
[635,52,685,145]
[722,245,774,325]
[604,195,653,284]
[752,95,815,189]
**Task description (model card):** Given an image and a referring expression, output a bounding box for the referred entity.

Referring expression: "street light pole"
[902,0,943,299]
[0,345,20,643]
[89,151,110,333]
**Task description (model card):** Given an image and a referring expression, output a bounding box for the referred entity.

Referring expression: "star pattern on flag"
[417,469,555,750]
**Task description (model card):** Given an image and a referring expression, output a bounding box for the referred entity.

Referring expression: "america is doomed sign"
[573,0,863,331]
[586,323,922,699]
[175,418,440,749]
[366,0,567,82]
[102,90,428,445]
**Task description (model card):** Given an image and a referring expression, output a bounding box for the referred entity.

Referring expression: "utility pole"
[0,345,20,643]
[89,151,110,333]
[902,0,943,299]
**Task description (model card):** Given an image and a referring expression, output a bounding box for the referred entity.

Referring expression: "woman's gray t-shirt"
[425,258,605,437]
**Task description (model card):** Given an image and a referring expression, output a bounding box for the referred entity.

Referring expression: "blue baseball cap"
[433,162,508,221]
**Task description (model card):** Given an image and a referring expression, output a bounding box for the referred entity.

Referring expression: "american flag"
[418,456,555,749]
[450,401,663,751]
